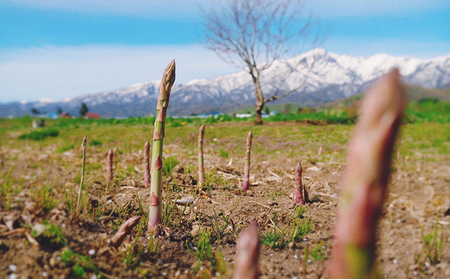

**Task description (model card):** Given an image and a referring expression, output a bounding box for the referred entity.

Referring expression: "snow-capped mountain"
[1,48,449,118]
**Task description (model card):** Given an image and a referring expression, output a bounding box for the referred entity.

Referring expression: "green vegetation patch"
[19,128,59,141]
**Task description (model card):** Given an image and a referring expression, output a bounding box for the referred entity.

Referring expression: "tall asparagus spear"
[198,124,206,190]
[148,60,176,230]
[327,69,406,279]
[75,135,87,218]
[144,141,150,188]
[107,148,113,186]
[242,131,253,191]
[233,221,260,279]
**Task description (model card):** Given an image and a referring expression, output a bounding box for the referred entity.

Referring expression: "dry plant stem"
[75,136,87,219]
[242,131,252,191]
[327,69,406,279]
[198,124,206,189]
[110,216,141,248]
[148,60,176,230]
[233,221,260,279]
[294,162,305,204]
[107,148,113,186]
[144,141,150,188]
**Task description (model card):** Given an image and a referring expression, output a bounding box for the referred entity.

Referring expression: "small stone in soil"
[9,274,16,279]
[88,249,95,255]
[42,272,48,277]
[9,265,17,272]
[393,259,398,264]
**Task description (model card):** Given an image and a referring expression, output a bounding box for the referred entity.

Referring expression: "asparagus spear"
[198,124,206,190]
[327,69,406,279]
[242,131,253,191]
[144,141,150,188]
[75,135,87,219]
[107,148,113,186]
[110,216,141,248]
[148,60,176,230]
[294,162,305,204]
[233,221,260,279]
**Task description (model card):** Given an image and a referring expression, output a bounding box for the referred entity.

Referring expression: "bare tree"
[203,0,320,124]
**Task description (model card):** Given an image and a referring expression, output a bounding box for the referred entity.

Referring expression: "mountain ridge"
[1,48,449,118]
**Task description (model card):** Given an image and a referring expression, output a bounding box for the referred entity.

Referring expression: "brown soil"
[1,121,449,279]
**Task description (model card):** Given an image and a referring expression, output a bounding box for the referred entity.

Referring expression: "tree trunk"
[253,75,264,125]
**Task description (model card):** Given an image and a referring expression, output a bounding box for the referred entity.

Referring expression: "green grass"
[19,128,59,141]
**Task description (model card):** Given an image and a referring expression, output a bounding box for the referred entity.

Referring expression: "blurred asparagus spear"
[233,221,260,279]
[107,148,113,186]
[148,60,176,230]
[198,124,206,190]
[327,69,406,279]
[144,141,150,188]
[75,135,87,219]
[110,216,141,248]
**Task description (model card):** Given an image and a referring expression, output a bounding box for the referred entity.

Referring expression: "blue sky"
[1,0,449,103]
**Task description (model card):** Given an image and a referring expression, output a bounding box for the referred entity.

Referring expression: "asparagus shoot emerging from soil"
[110,216,141,248]
[294,162,308,204]
[198,124,206,189]
[144,141,150,188]
[242,130,253,191]
[327,69,406,279]
[233,221,260,279]
[75,135,87,218]
[148,60,176,230]
[107,148,113,186]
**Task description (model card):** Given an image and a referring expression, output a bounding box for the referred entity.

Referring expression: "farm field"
[1,118,449,278]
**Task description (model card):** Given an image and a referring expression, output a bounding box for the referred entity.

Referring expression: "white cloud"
[0,44,238,102]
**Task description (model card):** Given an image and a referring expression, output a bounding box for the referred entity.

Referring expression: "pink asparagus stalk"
[327,69,406,279]
[198,124,206,190]
[233,221,260,279]
[242,131,252,191]
[144,141,150,188]
[107,148,113,185]
[110,216,141,248]
[294,162,308,204]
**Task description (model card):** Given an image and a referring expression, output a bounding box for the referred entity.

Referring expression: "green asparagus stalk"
[198,124,206,190]
[110,216,141,248]
[107,148,113,186]
[233,221,260,279]
[75,135,87,219]
[144,141,150,188]
[148,60,176,230]
[327,69,406,279]
[242,131,252,191]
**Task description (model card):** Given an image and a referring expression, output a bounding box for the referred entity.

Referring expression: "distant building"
[59,112,72,119]
[84,112,101,119]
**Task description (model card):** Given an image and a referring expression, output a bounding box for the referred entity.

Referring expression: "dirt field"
[1,121,449,278]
